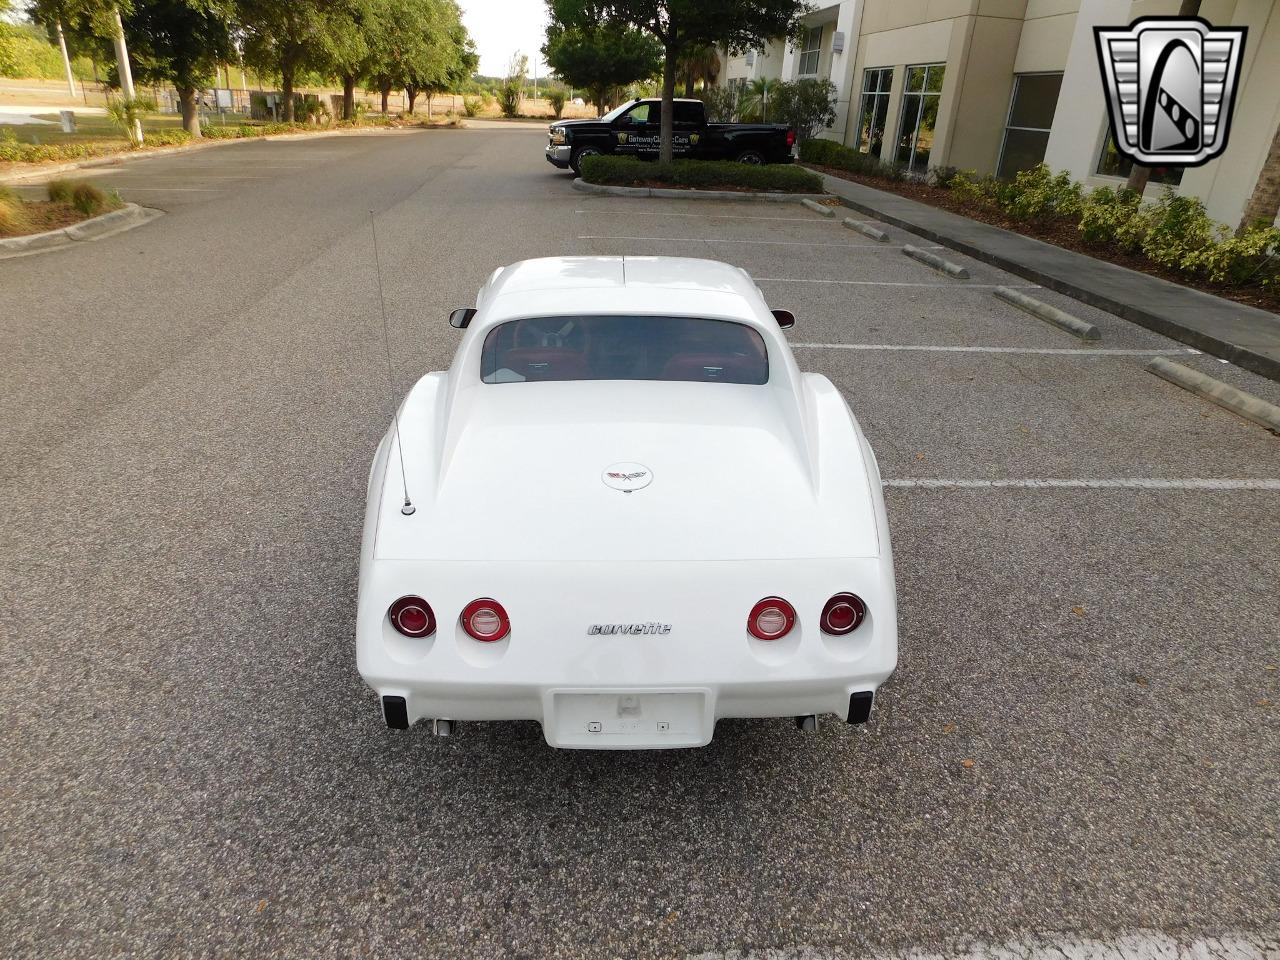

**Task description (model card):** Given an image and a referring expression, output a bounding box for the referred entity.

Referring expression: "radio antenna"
[370,211,415,517]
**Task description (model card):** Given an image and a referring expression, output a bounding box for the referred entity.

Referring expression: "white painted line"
[689,930,1280,960]
[577,235,910,248]
[793,343,1197,356]
[757,277,1040,289]
[575,210,824,222]
[883,478,1280,490]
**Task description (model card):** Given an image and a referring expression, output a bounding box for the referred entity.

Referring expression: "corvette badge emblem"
[602,462,652,493]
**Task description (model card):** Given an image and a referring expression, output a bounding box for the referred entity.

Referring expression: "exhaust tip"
[432,718,455,737]
[846,691,874,725]
[382,695,409,729]
[794,714,817,733]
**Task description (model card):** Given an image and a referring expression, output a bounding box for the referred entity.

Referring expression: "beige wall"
[844,0,1031,172]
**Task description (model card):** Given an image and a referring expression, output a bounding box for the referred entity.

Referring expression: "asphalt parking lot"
[2,128,1277,959]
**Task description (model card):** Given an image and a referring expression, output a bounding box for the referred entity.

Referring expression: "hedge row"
[580,155,823,194]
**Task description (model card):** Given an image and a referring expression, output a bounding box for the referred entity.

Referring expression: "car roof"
[484,256,759,300]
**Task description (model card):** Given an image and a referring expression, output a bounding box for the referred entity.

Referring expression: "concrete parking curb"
[817,172,1280,382]
[994,286,1100,340]
[903,244,969,279]
[801,197,836,217]
[1146,358,1280,434]
[842,217,889,242]
[0,203,160,258]
[571,178,826,202]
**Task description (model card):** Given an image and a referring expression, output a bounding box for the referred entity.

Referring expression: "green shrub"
[144,128,192,147]
[70,181,107,216]
[997,164,1083,223]
[497,80,521,118]
[1139,191,1215,269]
[547,89,567,119]
[462,95,483,117]
[580,155,823,193]
[1078,186,1143,245]
[1182,223,1280,286]
[46,178,73,203]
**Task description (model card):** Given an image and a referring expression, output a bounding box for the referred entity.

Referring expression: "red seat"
[501,347,587,381]
[661,353,761,383]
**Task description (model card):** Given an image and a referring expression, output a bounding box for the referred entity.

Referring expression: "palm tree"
[740,77,779,122]
[1238,119,1280,234]
[677,44,721,97]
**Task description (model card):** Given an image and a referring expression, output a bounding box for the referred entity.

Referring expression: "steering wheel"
[515,318,584,350]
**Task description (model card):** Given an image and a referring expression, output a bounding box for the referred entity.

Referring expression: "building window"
[896,64,944,173]
[997,73,1063,179]
[1096,131,1185,186]
[798,26,822,76]
[855,67,893,157]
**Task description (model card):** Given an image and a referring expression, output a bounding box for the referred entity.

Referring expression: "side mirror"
[449,307,477,329]
[771,309,796,329]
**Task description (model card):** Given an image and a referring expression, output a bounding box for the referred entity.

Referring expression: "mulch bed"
[804,162,1279,314]
[0,199,119,239]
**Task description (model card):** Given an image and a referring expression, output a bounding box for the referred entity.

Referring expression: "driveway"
[1,127,1277,959]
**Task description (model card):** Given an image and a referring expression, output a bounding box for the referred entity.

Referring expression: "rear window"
[480,315,768,385]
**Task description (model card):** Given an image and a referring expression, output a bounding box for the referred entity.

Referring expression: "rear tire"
[571,146,602,176]
[735,149,765,165]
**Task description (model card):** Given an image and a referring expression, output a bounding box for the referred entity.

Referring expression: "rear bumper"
[372,679,887,749]
[545,144,572,168]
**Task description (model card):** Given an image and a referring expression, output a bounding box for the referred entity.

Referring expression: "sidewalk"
[818,172,1280,382]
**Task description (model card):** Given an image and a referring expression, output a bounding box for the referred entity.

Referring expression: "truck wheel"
[571,147,602,176]
[734,149,765,165]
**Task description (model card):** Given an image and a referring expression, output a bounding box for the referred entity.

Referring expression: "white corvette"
[357,256,896,749]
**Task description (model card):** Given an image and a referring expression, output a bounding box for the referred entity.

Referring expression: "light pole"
[111,6,142,144]
[55,19,77,99]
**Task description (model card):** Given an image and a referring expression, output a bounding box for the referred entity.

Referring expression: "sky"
[458,0,550,78]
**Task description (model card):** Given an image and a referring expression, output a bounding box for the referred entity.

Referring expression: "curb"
[571,178,826,202]
[1,125,429,185]
[0,203,161,258]
[1146,358,1280,433]
[822,177,1280,383]
[994,286,1100,341]
[801,197,836,217]
[903,244,969,279]
[842,217,888,242]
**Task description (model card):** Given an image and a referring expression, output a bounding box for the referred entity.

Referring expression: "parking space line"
[884,478,1280,490]
[577,235,915,248]
[793,343,1196,356]
[758,277,1035,288]
[575,210,825,222]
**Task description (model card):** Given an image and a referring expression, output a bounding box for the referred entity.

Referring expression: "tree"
[1237,118,1280,234]
[772,77,835,141]
[548,0,806,162]
[542,19,661,118]
[676,42,718,97]
[739,76,778,122]
[326,0,371,121]
[239,0,334,122]
[121,0,233,137]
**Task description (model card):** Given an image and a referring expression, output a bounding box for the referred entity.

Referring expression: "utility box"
[59,110,76,133]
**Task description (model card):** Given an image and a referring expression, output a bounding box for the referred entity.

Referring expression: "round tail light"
[821,593,867,635]
[748,597,796,641]
[461,598,510,642]
[389,596,435,637]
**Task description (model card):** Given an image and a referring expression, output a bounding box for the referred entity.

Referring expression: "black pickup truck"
[545,97,796,175]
